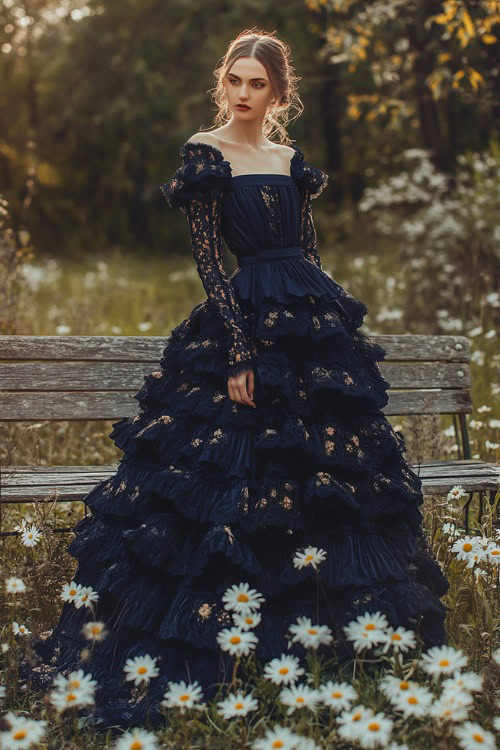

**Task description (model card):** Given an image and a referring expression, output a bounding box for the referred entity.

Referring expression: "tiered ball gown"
[21,141,450,729]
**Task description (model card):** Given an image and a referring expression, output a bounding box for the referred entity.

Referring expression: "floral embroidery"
[161,142,256,379]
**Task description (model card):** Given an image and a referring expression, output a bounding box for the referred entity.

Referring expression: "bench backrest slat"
[0,334,472,421]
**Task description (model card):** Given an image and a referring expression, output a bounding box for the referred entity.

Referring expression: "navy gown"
[22,141,450,729]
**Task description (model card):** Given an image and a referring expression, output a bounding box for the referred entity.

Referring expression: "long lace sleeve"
[161,141,257,379]
[291,146,329,271]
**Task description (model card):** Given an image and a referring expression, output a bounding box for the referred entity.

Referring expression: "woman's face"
[224,57,276,119]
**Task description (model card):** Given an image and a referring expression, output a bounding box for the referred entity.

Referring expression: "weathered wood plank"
[0,334,470,362]
[0,362,471,391]
[0,388,473,420]
[1,461,497,501]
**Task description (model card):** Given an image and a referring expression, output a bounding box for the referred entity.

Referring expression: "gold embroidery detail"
[224,526,235,545]
[198,602,214,619]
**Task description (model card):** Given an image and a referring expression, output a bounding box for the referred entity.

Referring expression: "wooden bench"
[1,334,499,537]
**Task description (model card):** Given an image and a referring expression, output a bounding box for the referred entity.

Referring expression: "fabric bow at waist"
[236,246,304,268]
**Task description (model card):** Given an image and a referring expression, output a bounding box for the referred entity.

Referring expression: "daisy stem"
[316,570,319,623]
[230,655,241,690]
[145,688,151,729]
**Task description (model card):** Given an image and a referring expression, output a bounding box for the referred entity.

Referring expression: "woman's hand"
[228,368,256,407]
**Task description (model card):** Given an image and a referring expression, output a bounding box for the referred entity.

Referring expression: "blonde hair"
[206,27,304,145]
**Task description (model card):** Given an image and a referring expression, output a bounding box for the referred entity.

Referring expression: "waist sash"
[237,246,304,268]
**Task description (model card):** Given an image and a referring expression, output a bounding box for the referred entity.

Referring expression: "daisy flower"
[336,704,375,742]
[216,690,258,718]
[442,671,483,694]
[52,669,98,695]
[232,610,261,630]
[379,626,417,653]
[251,725,301,750]
[293,545,327,570]
[263,654,305,685]
[222,583,265,614]
[12,622,31,636]
[451,536,482,561]
[429,690,472,722]
[379,675,420,703]
[453,720,496,750]
[391,684,433,717]
[464,549,487,568]
[442,523,459,537]
[60,581,83,603]
[278,683,321,715]
[485,543,500,564]
[420,645,468,676]
[50,685,95,711]
[161,679,205,713]
[123,654,159,686]
[0,711,47,750]
[74,585,99,609]
[356,711,394,749]
[5,577,26,594]
[318,680,358,712]
[493,716,500,731]
[288,616,333,650]
[492,647,500,666]
[216,626,258,656]
[447,485,466,501]
[343,612,388,652]
[13,519,28,533]
[82,621,108,641]
[20,524,42,548]
[113,727,159,750]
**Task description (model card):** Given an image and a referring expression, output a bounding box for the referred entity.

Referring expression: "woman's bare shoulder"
[186,131,221,149]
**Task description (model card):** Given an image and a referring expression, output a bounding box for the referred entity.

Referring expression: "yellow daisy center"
[367,721,380,731]
[400,681,410,689]
[409,696,418,704]
[472,733,484,742]
[245,617,253,624]
[305,554,314,561]
[235,702,244,709]
[137,666,148,674]
[91,626,101,635]
[463,543,473,551]
[352,712,362,721]
[296,697,304,703]
[237,593,249,602]
[81,594,88,601]
[365,623,376,630]
[439,659,450,667]
[66,693,77,702]
[179,694,190,701]
[271,742,284,748]
[13,730,27,740]
[230,636,241,644]
[308,628,318,634]
[279,667,289,674]
[391,633,402,640]
[491,549,499,555]
[69,589,77,596]
[130,742,143,750]
[332,691,342,698]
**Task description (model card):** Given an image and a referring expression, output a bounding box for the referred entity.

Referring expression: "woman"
[23,28,450,730]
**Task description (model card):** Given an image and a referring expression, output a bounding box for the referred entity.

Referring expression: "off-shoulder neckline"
[181,139,303,180]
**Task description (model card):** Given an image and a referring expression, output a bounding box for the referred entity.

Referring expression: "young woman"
[22,28,450,730]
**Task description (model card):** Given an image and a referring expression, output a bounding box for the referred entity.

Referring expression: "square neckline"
[183,140,300,180]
